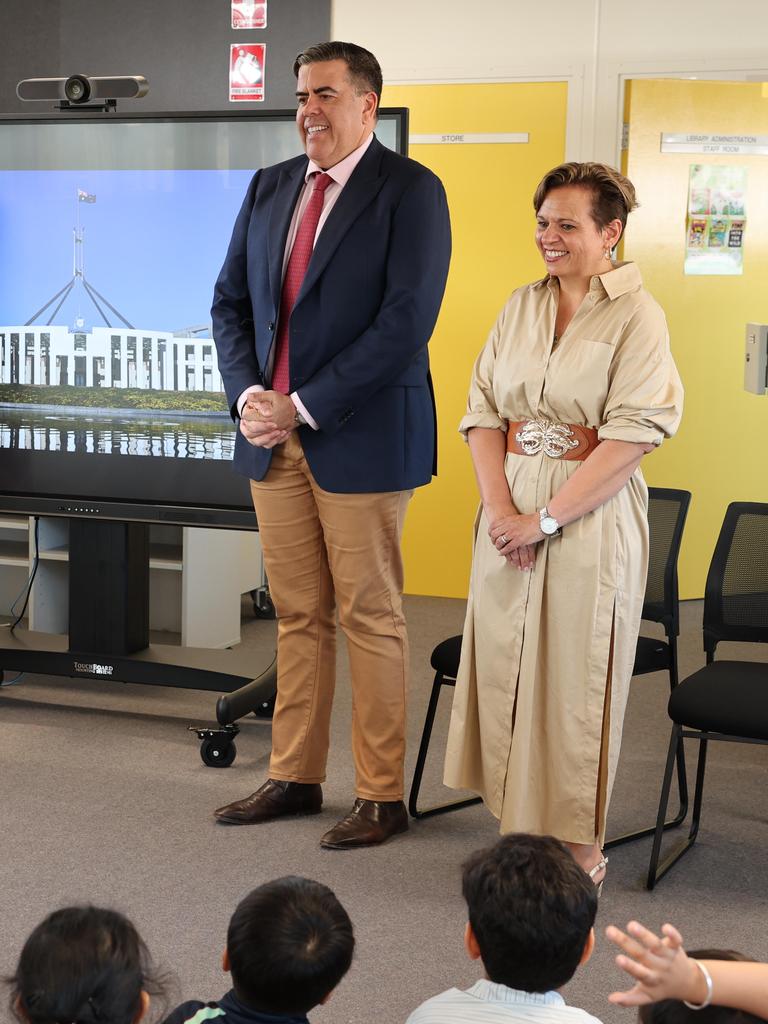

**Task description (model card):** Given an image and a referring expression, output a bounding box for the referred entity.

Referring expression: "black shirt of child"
[162,988,309,1024]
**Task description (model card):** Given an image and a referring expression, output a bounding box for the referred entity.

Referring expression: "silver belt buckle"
[515,418,580,458]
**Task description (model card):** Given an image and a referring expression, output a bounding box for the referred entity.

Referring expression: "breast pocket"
[567,338,615,390]
[543,338,616,420]
[580,336,614,346]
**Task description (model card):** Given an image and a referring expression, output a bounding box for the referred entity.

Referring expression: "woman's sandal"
[588,854,609,897]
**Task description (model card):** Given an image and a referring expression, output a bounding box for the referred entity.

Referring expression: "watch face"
[541,516,559,535]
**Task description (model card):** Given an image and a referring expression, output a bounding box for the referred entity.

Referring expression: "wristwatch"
[538,506,561,537]
[293,408,306,427]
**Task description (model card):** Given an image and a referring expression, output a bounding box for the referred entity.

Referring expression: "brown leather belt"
[506,419,601,461]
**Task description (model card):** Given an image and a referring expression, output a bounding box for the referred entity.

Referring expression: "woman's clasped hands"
[486,507,544,572]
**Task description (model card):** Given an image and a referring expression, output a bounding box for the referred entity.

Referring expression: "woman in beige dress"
[443,162,684,888]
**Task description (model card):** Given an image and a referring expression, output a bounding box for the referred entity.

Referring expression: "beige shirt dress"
[443,262,684,844]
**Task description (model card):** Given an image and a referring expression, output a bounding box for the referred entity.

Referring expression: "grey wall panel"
[0,1,60,112]
[1,0,330,114]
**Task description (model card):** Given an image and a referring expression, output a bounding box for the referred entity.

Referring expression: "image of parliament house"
[0,325,224,393]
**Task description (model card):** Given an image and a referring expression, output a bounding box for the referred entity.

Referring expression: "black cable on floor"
[10,516,40,632]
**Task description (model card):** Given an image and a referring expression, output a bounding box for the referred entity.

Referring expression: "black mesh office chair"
[605,487,691,848]
[408,487,691,823]
[646,501,768,889]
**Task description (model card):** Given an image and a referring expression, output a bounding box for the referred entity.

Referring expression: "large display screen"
[0,110,406,527]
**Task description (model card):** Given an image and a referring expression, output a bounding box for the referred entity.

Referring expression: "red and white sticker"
[231,0,267,30]
[229,44,266,102]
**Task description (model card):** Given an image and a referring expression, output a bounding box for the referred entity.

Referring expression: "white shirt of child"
[405,980,604,1024]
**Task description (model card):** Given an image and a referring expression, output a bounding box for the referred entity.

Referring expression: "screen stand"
[0,519,277,756]
[69,520,150,655]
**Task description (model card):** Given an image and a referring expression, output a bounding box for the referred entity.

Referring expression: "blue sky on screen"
[0,169,254,336]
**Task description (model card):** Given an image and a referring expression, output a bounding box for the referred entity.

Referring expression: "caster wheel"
[200,738,237,767]
[253,692,276,719]
[250,588,276,620]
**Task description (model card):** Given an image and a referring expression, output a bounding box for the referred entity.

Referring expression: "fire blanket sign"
[229,44,266,102]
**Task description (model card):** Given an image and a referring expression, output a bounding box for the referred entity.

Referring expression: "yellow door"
[623,79,768,597]
[382,82,568,597]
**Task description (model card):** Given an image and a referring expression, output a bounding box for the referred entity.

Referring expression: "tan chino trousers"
[250,432,411,800]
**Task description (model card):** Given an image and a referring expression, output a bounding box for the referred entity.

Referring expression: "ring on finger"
[500,533,508,545]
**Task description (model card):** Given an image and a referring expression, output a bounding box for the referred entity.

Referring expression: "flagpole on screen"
[74,188,83,323]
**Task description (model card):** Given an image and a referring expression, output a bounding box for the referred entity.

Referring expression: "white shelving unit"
[0,516,33,617]
[0,514,263,649]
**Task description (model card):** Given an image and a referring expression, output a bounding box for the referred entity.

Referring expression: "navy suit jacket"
[211,136,452,493]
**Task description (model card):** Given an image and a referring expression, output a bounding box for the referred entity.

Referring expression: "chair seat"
[432,631,674,683]
[668,661,768,740]
[430,634,462,678]
[633,635,671,675]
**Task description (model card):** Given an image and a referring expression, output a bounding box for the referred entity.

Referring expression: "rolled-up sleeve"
[459,309,509,440]
[598,301,684,447]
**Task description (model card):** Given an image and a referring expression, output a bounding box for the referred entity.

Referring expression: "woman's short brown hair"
[533,162,638,239]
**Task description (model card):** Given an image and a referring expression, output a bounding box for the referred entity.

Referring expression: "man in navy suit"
[212,41,451,848]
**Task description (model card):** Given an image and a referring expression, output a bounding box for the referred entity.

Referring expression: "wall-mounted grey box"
[745,323,768,395]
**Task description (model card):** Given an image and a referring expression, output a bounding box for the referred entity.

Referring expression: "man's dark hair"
[461,834,597,993]
[227,876,354,1014]
[293,41,382,104]
[638,950,764,1024]
[7,905,166,1024]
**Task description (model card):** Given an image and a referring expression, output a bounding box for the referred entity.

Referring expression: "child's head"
[638,950,765,1024]
[225,876,354,1015]
[461,833,598,993]
[9,905,163,1024]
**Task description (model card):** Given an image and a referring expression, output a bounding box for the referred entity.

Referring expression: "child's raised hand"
[605,920,704,1007]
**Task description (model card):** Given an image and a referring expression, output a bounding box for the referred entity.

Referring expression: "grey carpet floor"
[0,597,767,1024]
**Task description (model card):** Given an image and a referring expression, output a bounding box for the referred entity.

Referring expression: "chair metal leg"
[605,727,688,849]
[647,731,708,889]
[669,637,689,823]
[687,737,708,843]
[408,672,443,818]
[605,645,689,850]
[408,672,482,820]
[646,725,681,889]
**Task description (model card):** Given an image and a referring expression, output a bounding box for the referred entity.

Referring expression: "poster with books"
[229,44,266,102]
[232,0,267,29]
[685,165,747,275]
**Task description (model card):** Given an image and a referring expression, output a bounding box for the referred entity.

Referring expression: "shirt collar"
[466,980,566,1007]
[594,260,643,299]
[305,131,375,186]
[537,260,643,301]
[218,989,309,1024]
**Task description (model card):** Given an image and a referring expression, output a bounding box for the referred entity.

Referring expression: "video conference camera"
[16,74,148,111]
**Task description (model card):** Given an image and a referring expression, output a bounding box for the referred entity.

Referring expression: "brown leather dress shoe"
[319,798,408,849]
[214,779,322,825]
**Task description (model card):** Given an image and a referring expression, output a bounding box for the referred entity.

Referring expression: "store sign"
[410,132,529,145]
[661,133,768,155]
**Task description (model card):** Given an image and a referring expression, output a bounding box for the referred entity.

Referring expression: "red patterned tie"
[271,171,333,394]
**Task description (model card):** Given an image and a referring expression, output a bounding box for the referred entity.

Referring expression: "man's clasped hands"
[240,391,298,449]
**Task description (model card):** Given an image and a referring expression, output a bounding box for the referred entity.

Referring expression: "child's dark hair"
[227,876,354,1014]
[8,905,166,1024]
[461,833,597,993]
[638,950,765,1024]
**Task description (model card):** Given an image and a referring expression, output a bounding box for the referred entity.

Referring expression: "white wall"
[332,0,768,162]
